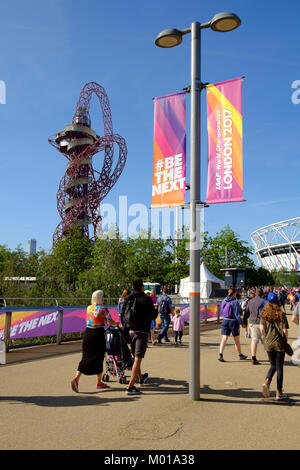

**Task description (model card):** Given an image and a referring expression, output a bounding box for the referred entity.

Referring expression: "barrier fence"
[0,297,222,354]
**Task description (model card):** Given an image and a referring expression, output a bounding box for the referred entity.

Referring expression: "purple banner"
[0,304,219,340]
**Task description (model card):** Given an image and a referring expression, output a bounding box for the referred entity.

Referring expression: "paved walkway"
[1,313,300,450]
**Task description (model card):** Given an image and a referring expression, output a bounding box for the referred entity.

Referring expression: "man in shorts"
[122,279,157,395]
[218,288,247,362]
[243,287,265,364]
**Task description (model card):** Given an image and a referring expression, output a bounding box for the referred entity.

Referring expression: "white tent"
[179,262,225,299]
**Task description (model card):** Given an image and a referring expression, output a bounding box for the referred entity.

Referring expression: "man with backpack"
[218,288,247,362]
[122,279,157,395]
[154,288,174,344]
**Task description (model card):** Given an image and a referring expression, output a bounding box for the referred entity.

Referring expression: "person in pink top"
[171,307,185,345]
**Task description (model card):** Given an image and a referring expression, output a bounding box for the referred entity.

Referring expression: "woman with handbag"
[260,292,289,400]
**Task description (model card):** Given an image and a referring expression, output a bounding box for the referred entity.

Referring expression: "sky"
[1,0,300,265]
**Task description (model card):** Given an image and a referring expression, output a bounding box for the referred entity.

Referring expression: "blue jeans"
[158,315,170,340]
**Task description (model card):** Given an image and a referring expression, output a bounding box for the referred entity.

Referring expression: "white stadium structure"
[251,218,300,272]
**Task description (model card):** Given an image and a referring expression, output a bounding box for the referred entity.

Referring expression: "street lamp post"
[155,12,241,401]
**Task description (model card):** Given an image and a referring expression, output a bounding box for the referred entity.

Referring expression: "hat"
[267,292,278,303]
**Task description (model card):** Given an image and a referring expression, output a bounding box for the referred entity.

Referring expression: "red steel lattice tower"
[49,82,127,246]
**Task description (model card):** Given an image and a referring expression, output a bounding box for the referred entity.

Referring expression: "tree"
[244,266,274,288]
[81,227,129,298]
[202,225,255,279]
[164,228,190,286]
[124,230,172,285]
[46,227,92,292]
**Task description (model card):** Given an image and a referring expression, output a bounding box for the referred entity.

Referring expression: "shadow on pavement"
[0,394,140,407]
[2,341,82,366]
[200,384,300,406]
[142,377,188,395]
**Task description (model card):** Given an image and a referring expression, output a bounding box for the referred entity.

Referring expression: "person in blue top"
[154,288,174,344]
[218,288,247,362]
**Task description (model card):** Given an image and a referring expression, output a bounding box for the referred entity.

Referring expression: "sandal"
[97,382,109,389]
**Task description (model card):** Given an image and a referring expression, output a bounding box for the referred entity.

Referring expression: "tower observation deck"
[49,82,127,246]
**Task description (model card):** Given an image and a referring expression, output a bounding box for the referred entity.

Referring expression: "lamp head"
[155,28,183,48]
[210,12,241,32]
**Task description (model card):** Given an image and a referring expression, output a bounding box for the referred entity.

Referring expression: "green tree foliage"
[244,266,274,288]
[1,224,298,300]
[202,225,255,279]
[78,227,128,298]
[124,230,172,285]
[164,227,190,286]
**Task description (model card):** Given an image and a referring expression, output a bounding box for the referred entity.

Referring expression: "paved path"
[1,314,300,450]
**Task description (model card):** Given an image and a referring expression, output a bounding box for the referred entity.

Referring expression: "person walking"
[218,288,247,362]
[149,289,158,344]
[122,279,157,395]
[291,300,300,337]
[243,287,265,364]
[260,292,289,400]
[117,288,130,327]
[71,290,119,393]
[155,288,173,344]
[171,307,185,345]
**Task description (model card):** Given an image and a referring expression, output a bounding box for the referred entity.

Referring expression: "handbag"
[274,322,293,356]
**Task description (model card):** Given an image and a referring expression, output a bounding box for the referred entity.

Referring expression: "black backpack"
[124,297,139,329]
[158,297,170,316]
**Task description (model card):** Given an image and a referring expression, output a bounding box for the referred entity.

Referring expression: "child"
[171,308,185,344]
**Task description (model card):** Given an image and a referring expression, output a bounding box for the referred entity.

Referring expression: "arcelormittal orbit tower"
[49,82,127,246]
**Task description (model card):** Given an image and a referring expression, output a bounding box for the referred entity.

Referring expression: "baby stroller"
[103,326,133,384]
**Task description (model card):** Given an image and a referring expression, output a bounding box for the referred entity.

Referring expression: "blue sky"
[1,0,300,264]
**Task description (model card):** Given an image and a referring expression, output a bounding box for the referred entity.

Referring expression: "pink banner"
[206,78,243,204]
[152,92,186,208]
[0,306,120,340]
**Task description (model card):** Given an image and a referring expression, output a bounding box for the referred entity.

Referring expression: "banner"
[0,306,120,340]
[0,303,221,340]
[152,92,186,208]
[206,77,243,204]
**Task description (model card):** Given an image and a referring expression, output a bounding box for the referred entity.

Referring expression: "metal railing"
[0,297,223,354]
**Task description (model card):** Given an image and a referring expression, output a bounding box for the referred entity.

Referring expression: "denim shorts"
[221,319,240,337]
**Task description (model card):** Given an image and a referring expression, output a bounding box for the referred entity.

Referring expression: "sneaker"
[136,373,149,385]
[238,354,247,360]
[218,354,225,362]
[154,338,161,344]
[71,377,79,393]
[140,373,149,385]
[165,338,170,343]
[126,386,142,395]
[276,394,288,401]
[97,382,109,389]
[252,359,260,365]
[262,383,270,398]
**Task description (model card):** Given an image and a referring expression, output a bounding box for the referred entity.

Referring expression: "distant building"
[251,218,300,271]
[28,238,37,256]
